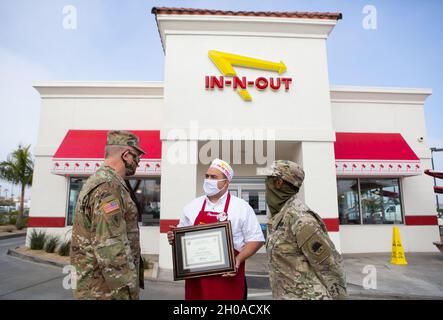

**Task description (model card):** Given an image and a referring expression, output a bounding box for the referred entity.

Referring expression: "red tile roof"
[151,7,343,20]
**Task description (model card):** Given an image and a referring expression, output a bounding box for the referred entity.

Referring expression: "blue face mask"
[203,179,227,196]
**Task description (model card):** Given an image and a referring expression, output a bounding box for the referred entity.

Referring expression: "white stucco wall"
[331,87,439,253]
[30,156,68,219]
[28,83,164,252]
[157,13,341,270]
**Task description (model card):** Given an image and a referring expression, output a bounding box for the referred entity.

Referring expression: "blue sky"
[0,0,442,201]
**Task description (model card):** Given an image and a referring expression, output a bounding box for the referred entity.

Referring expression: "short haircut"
[104,145,128,159]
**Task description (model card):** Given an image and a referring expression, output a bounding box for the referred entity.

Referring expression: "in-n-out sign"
[205,50,293,101]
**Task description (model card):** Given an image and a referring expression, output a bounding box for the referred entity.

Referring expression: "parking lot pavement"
[2,237,442,300]
[0,237,272,300]
[0,237,73,300]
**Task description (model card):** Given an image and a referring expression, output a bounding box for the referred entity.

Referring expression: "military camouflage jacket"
[70,166,142,300]
[266,195,347,300]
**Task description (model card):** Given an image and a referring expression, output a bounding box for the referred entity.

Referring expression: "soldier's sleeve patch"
[304,233,332,264]
[101,198,121,215]
[296,223,332,265]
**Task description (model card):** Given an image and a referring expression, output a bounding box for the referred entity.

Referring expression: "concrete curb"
[7,248,69,268]
[0,232,27,240]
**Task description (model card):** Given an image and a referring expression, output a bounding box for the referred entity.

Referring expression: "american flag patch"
[102,199,120,214]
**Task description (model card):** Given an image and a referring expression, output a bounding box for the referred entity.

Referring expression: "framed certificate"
[172,221,235,281]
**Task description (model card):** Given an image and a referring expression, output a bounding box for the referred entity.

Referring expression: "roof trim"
[330,85,432,105]
[151,7,343,20]
[32,81,164,99]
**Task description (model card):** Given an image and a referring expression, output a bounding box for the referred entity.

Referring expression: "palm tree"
[0,144,34,228]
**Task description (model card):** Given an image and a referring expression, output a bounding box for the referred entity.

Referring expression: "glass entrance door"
[229,178,269,239]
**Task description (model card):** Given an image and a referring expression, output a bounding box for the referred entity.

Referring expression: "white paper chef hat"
[209,158,234,182]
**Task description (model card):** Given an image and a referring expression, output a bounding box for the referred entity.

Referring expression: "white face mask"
[203,179,227,196]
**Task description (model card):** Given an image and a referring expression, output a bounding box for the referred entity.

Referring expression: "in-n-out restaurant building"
[28,8,440,272]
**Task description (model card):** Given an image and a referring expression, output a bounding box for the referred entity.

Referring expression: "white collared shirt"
[178,191,265,252]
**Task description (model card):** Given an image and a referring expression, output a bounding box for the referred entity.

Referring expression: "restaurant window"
[67,177,161,226]
[229,178,267,239]
[128,178,161,226]
[67,177,86,226]
[337,179,360,225]
[337,178,403,225]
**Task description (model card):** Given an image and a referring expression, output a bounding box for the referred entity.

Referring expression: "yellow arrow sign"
[208,50,287,101]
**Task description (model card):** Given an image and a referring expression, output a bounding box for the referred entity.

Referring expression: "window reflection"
[360,179,402,224]
[67,177,86,226]
[337,179,360,224]
[241,189,267,215]
[129,178,161,226]
[67,177,161,226]
[337,178,403,225]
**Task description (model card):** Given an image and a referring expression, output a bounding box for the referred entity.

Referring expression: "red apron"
[185,193,246,300]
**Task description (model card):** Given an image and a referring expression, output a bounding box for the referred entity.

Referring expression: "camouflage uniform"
[70,131,144,300]
[258,160,348,300]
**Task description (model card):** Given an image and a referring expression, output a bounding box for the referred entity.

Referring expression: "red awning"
[52,130,161,176]
[334,133,421,177]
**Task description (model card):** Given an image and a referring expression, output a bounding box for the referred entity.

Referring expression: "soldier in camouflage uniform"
[70,130,145,300]
[257,160,347,300]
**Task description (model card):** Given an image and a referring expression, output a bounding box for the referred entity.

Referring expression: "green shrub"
[29,230,46,250]
[7,211,18,225]
[44,236,60,253]
[16,217,28,230]
[0,216,7,225]
[58,240,71,256]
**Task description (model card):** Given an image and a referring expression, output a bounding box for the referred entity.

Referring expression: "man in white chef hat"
[168,158,264,300]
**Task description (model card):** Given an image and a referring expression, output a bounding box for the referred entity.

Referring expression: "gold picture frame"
[172,221,235,281]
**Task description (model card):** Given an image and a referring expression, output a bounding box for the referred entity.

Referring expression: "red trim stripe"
[159,218,340,233]
[32,216,436,230]
[323,218,340,232]
[405,215,438,226]
[28,217,66,228]
[160,219,180,233]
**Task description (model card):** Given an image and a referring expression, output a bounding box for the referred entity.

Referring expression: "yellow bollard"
[390,226,408,265]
